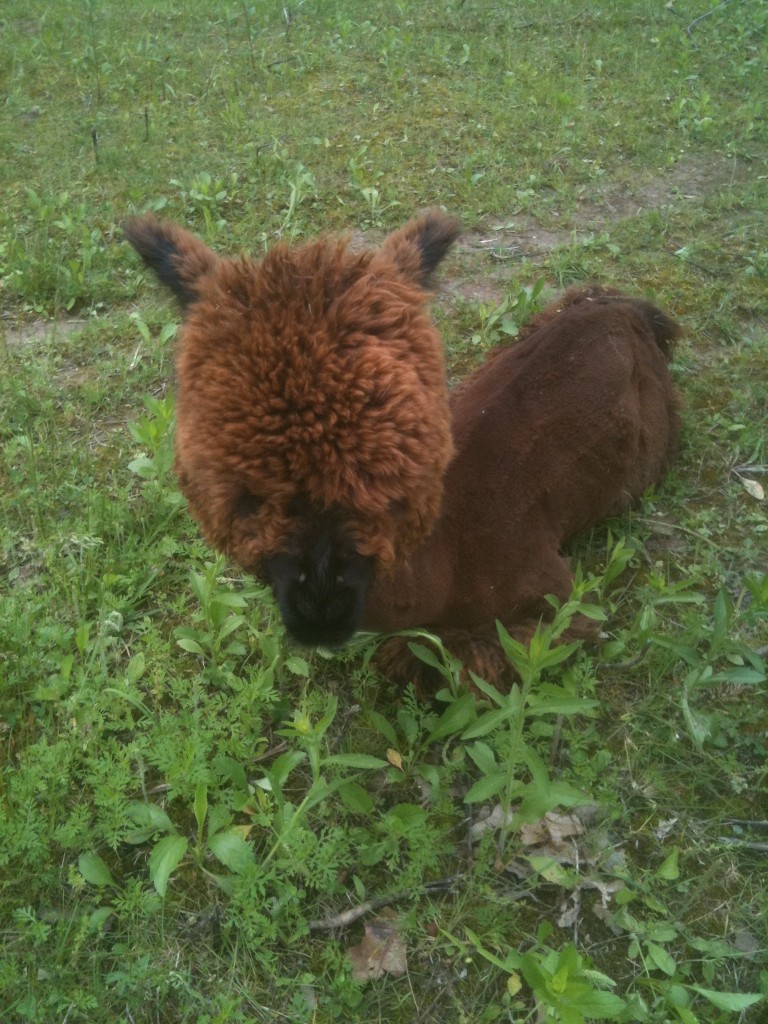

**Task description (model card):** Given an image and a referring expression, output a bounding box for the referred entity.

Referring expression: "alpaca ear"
[378,209,461,288]
[123,214,219,308]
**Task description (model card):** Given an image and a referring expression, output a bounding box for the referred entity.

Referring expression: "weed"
[457,580,604,849]
[3,189,108,311]
[169,170,240,235]
[279,162,317,237]
[469,279,548,348]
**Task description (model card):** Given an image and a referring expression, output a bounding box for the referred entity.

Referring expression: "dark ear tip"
[122,213,204,308]
[420,207,462,235]
[122,213,161,248]
[413,209,461,285]
[415,208,462,250]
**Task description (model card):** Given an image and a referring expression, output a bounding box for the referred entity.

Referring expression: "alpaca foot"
[374,614,601,698]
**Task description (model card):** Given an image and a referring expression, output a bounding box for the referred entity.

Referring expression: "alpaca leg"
[374,626,509,697]
[374,612,601,698]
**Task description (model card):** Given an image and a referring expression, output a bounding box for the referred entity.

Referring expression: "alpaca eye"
[233,491,265,519]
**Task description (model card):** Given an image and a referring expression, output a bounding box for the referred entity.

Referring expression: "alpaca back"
[450,290,681,538]
[513,284,681,359]
[364,289,682,637]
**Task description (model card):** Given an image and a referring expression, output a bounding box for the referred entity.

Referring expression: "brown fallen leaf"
[557,893,580,929]
[520,811,584,848]
[473,804,627,926]
[346,908,407,981]
[387,748,404,771]
[740,477,764,501]
[471,803,509,836]
[654,817,678,840]
[472,805,598,842]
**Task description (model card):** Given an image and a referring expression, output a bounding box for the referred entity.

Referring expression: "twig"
[465,797,475,863]
[637,517,727,551]
[308,876,462,931]
[549,714,564,766]
[600,639,653,671]
[571,839,581,946]
[308,898,380,931]
[724,819,768,829]
[686,0,737,45]
[717,837,768,853]
[264,57,300,69]
[666,248,718,276]
[241,0,257,74]
[251,741,289,764]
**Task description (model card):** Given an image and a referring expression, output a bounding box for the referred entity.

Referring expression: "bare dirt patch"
[441,153,750,306]
[1,316,87,350]
[571,152,747,227]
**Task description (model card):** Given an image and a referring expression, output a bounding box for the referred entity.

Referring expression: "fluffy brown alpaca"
[363,285,682,687]
[125,211,681,689]
[124,211,460,645]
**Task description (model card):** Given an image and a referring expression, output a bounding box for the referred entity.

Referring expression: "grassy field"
[1,1,767,1021]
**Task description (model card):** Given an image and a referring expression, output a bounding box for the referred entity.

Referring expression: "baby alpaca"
[126,211,681,691]
[124,211,460,646]
[361,286,682,687]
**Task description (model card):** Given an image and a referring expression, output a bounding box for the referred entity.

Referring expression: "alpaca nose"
[287,571,363,647]
[263,542,374,648]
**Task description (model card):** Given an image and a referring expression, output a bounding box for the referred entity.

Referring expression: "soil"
[1,152,748,348]
[1,315,87,350]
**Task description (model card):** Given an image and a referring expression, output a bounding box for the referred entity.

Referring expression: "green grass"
[1,1,767,1021]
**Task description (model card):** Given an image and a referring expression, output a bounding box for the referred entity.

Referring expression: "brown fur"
[126,212,681,691]
[124,212,460,573]
[362,286,682,690]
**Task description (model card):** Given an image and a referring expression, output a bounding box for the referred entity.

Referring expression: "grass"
[1,0,767,1021]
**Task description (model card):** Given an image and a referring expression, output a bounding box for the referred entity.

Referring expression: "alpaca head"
[124,210,459,646]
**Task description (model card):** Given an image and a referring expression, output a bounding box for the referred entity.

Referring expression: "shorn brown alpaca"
[362,285,682,687]
[125,213,681,689]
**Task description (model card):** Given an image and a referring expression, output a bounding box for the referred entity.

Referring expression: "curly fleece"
[126,215,457,572]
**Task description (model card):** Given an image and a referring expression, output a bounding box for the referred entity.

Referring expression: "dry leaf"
[387,748,404,771]
[471,803,510,836]
[581,876,625,907]
[557,894,580,928]
[732,928,760,954]
[475,805,626,922]
[655,817,678,840]
[500,858,529,878]
[520,811,584,848]
[518,820,549,845]
[741,478,765,501]
[346,908,407,981]
[473,804,598,840]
